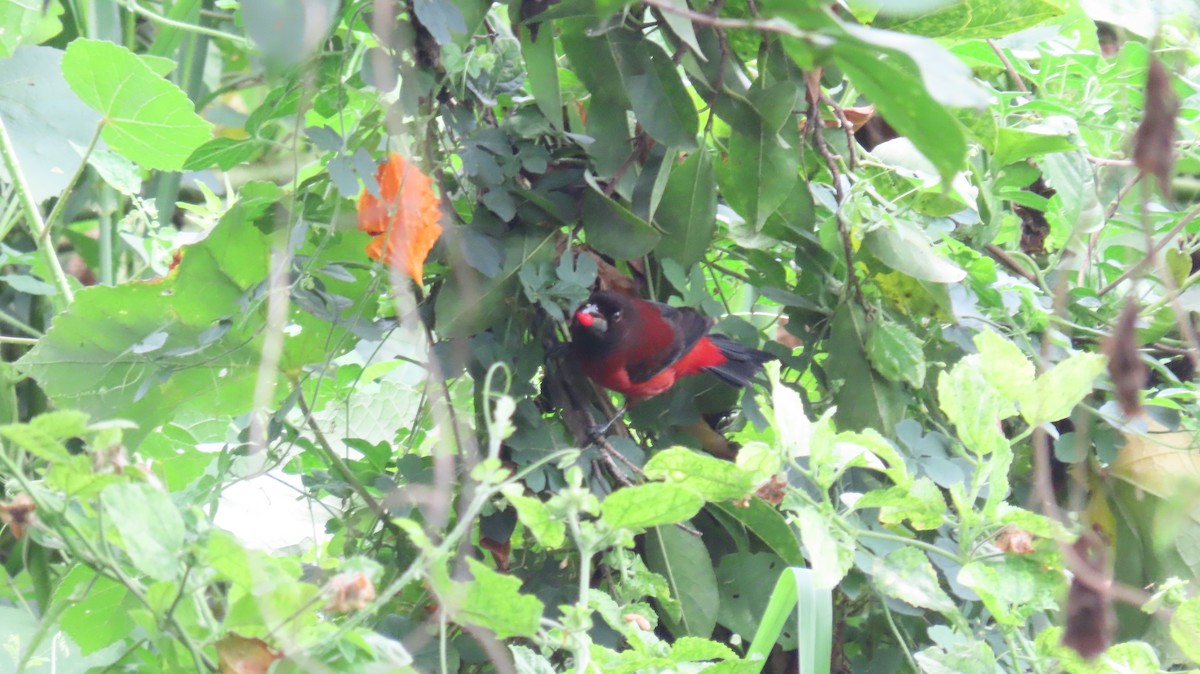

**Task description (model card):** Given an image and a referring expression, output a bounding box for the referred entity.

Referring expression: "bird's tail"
[703,334,775,388]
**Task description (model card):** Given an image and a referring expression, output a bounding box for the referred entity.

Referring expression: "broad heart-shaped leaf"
[520,26,562,131]
[62,38,212,170]
[609,28,698,150]
[100,482,185,581]
[0,46,102,202]
[863,218,966,283]
[973,329,1035,405]
[455,558,543,639]
[1017,352,1106,427]
[646,525,719,638]
[16,194,278,447]
[653,149,717,267]
[957,556,1060,626]
[601,482,705,530]
[643,446,755,502]
[875,0,1068,40]
[826,304,906,432]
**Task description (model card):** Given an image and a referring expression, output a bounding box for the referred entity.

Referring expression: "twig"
[987,39,1028,93]
[0,116,76,305]
[0,336,38,346]
[119,0,250,46]
[1086,155,1135,167]
[819,90,857,171]
[40,120,105,243]
[1097,198,1200,296]
[641,0,821,39]
[805,70,860,302]
[985,244,1039,284]
[296,391,391,525]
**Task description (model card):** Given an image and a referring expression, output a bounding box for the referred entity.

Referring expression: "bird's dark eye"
[611,310,621,320]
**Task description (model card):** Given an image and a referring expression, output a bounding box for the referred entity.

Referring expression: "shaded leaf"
[646,525,719,638]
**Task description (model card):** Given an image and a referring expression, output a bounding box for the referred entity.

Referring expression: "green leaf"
[1170,597,1200,664]
[872,547,956,614]
[863,218,966,283]
[610,29,698,150]
[670,636,738,661]
[643,446,755,502]
[876,0,1068,40]
[717,84,801,229]
[646,525,719,638]
[0,1,63,57]
[743,567,833,672]
[973,329,1035,406]
[833,39,969,183]
[794,505,855,589]
[183,137,264,170]
[655,0,704,58]
[100,482,185,581]
[937,354,1009,455]
[712,499,805,565]
[992,126,1079,167]
[957,556,1060,625]
[582,188,661,260]
[654,150,717,267]
[717,552,798,649]
[501,485,565,548]
[853,477,946,530]
[0,46,102,202]
[56,566,136,654]
[436,233,554,337]
[0,421,72,462]
[1017,352,1106,427]
[827,304,906,432]
[62,39,212,170]
[16,196,278,445]
[509,645,557,674]
[602,482,705,530]
[520,26,562,130]
[866,319,926,388]
[456,558,544,639]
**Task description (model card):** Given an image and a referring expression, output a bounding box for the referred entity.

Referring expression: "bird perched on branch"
[569,291,774,435]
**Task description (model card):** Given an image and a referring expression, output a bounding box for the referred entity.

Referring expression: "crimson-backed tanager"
[569,291,774,412]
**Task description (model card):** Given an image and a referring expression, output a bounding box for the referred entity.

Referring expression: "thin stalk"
[40,119,105,242]
[0,117,75,305]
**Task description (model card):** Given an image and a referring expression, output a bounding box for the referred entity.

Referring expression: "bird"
[568,290,774,436]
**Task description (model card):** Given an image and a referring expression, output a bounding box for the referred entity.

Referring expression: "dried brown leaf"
[995,525,1035,555]
[1061,535,1114,660]
[1133,57,1179,195]
[0,493,36,539]
[1103,298,1146,417]
[216,634,281,674]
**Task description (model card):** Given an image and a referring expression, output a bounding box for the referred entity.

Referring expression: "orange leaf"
[357,153,443,284]
[216,634,281,674]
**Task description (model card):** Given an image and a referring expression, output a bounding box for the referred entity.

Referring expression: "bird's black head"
[569,291,632,352]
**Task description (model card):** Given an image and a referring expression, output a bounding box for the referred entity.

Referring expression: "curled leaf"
[0,493,36,539]
[325,571,378,613]
[995,524,1035,555]
[215,633,281,674]
[1103,298,1146,418]
[1133,57,1178,195]
[357,153,444,284]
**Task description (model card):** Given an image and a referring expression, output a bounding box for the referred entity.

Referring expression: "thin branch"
[0,116,76,305]
[1097,198,1200,296]
[641,0,821,39]
[987,39,1029,93]
[985,244,1040,284]
[805,70,860,302]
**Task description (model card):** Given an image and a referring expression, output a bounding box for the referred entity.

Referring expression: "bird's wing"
[625,301,713,383]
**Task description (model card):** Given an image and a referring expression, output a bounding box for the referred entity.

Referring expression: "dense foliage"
[3,0,1200,672]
